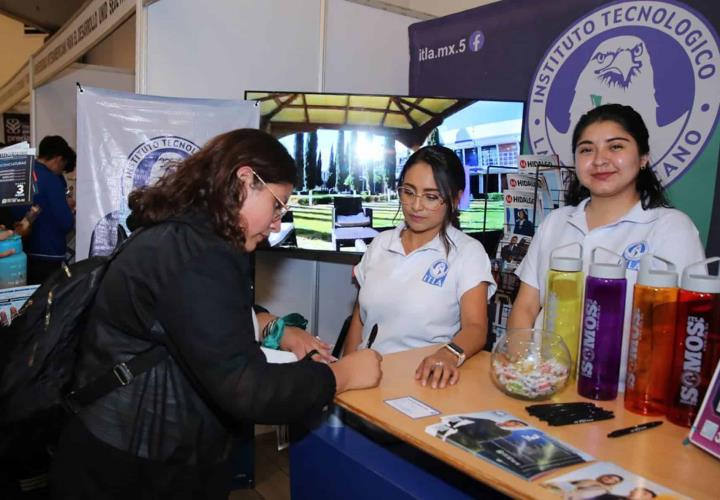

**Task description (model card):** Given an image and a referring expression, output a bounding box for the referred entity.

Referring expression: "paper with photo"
[503,189,545,233]
[541,461,687,499]
[517,154,572,209]
[0,285,39,325]
[507,173,553,216]
[426,410,592,480]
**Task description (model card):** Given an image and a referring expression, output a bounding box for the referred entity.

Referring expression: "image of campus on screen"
[245,91,525,252]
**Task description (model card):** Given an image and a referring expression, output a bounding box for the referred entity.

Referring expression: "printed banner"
[2,113,30,145]
[75,86,259,259]
[0,143,34,207]
[409,0,720,249]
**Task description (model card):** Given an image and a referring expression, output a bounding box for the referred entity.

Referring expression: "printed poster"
[76,86,259,259]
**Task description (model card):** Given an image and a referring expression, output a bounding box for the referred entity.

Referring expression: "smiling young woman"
[341,145,497,390]
[508,103,705,391]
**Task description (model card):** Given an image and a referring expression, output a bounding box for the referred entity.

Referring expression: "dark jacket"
[10,161,74,260]
[73,210,335,464]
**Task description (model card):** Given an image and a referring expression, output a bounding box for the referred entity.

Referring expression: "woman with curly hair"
[49,128,382,499]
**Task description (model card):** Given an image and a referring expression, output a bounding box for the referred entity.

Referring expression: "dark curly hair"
[566,103,670,209]
[398,145,465,254]
[128,128,296,250]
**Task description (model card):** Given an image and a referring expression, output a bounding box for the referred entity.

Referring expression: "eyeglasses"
[398,186,445,210]
[252,170,290,221]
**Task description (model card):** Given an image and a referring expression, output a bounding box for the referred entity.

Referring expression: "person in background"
[501,235,519,262]
[514,208,534,236]
[508,104,705,388]
[49,129,382,499]
[341,145,496,390]
[11,136,76,284]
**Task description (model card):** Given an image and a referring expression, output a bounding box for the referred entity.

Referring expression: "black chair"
[264,211,297,248]
[331,197,379,251]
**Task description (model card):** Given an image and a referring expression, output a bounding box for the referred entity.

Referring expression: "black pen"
[607,421,663,438]
[366,324,378,349]
[548,413,615,426]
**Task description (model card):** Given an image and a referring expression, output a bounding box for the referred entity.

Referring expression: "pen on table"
[607,421,663,438]
[366,324,378,349]
[548,413,615,426]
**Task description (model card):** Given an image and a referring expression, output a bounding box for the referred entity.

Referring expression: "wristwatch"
[443,342,466,367]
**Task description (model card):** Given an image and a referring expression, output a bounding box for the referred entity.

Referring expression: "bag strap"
[63,216,213,414]
[62,224,159,414]
[62,217,198,414]
[63,343,168,414]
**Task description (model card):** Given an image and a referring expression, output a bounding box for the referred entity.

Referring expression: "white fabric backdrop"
[75,86,259,259]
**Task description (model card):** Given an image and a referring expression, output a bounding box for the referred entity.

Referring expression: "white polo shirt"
[354,224,496,355]
[516,198,706,390]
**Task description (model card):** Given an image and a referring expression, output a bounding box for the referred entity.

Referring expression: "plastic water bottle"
[543,242,583,377]
[577,247,627,400]
[666,257,720,427]
[624,254,678,416]
[0,234,27,287]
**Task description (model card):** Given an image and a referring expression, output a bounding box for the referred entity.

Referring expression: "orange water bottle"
[624,255,678,416]
[666,257,720,427]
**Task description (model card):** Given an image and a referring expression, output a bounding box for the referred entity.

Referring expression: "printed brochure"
[541,461,687,499]
[425,410,592,480]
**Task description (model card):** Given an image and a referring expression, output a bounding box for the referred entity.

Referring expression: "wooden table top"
[334,346,718,500]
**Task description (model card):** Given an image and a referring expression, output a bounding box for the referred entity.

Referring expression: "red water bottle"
[624,255,678,416]
[666,257,720,427]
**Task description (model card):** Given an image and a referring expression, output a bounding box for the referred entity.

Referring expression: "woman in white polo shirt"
[342,145,496,390]
[509,104,705,389]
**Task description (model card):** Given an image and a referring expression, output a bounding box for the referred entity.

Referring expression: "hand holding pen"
[366,324,379,349]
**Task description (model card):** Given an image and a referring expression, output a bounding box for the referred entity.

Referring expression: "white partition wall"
[323,0,416,94]
[33,64,134,149]
[144,0,323,98]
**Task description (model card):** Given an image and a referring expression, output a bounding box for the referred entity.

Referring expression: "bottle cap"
[637,254,677,288]
[588,247,626,280]
[550,242,582,272]
[681,257,720,294]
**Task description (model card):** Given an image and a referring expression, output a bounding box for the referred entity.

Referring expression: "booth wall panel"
[323,0,416,94]
[33,64,134,150]
[145,0,323,99]
[254,252,318,335]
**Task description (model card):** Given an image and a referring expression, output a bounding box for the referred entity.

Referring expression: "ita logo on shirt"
[423,259,449,287]
[623,241,649,270]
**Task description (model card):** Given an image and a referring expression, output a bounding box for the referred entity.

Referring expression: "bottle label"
[626,308,643,390]
[580,299,600,378]
[679,315,708,407]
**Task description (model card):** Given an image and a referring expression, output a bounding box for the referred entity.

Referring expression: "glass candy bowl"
[490,328,571,400]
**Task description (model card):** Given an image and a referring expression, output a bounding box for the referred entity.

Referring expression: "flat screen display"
[245,91,525,254]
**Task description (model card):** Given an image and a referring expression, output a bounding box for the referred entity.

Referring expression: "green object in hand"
[262,313,308,350]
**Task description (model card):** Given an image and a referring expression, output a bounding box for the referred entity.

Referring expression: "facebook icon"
[469,30,485,52]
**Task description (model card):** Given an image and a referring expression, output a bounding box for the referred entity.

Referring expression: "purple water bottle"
[578,247,627,400]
